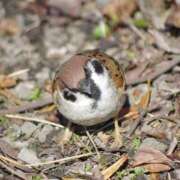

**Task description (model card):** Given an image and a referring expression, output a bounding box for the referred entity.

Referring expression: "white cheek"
[90,68,122,117]
[57,91,97,122]
[91,68,109,88]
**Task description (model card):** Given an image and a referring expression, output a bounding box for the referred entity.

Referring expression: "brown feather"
[52,50,125,94]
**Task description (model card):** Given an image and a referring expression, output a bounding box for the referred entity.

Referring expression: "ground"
[0,0,179,179]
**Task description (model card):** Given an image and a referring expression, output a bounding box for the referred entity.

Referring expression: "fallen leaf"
[0,75,16,89]
[138,0,168,29]
[138,81,151,109]
[140,163,171,173]
[0,89,22,105]
[141,124,167,139]
[62,177,85,180]
[0,19,19,35]
[0,139,18,159]
[102,0,137,24]
[149,30,180,54]
[132,147,173,167]
[21,0,47,16]
[126,55,180,85]
[166,3,180,28]
[175,95,180,117]
[97,132,111,144]
[48,0,83,17]
[101,154,128,180]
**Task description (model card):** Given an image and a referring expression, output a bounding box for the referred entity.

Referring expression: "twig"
[85,128,101,159]
[127,19,146,40]
[8,69,29,77]
[101,154,128,180]
[126,56,180,85]
[0,155,25,168]
[5,114,64,128]
[146,114,180,125]
[0,160,27,180]
[126,110,147,137]
[167,137,178,156]
[0,96,53,115]
[95,111,139,133]
[27,152,95,167]
[0,152,95,168]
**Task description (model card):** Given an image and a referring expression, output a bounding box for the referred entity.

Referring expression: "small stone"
[140,137,168,153]
[35,67,50,85]
[37,125,53,143]
[21,122,37,139]
[173,169,180,179]
[18,147,40,164]
[13,81,35,99]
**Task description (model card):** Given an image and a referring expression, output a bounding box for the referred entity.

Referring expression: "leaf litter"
[0,0,180,179]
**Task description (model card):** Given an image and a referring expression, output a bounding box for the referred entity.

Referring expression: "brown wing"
[77,49,125,91]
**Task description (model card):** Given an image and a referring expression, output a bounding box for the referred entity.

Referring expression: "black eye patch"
[91,60,104,74]
[63,90,76,102]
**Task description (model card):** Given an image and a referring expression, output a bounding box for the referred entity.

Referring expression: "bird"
[52,49,126,146]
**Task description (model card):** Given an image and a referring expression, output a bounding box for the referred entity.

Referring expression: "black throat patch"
[79,78,101,101]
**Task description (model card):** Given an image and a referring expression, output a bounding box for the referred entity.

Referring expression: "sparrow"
[52,49,126,146]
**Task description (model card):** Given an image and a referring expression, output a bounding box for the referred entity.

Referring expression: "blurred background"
[0,0,179,74]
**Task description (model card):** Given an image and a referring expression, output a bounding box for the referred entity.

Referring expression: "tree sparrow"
[52,49,125,146]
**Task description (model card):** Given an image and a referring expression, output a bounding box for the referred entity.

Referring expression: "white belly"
[57,83,122,126]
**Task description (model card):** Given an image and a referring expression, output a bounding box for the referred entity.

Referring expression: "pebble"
[37,125,53,143]
[21,122,37,139]
[13,81,35,99]
[18,147,40,164]
[140,137,168,153]
[35,67,50,85]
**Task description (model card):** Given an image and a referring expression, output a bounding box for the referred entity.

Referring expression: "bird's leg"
[112,116,123,148]
[59,121,73,145]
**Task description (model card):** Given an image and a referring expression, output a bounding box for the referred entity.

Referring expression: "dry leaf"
[175,95,180,117]
[101,154,128,180]
[102,0,137,24]
[0,140,18,159]
[22,0,47,16]
[48,0,82,17]
[0,19,19,35]
[138,81,151,109]
[0,89,22,105]
[140,163,171,173]
[62,178,85,180]
[0,75,17,89]
[138,0,168,29]
[166,4,180,28]
[149,30,180,54]
[141,125,167,139]
[97,132,111,144]
[132,147,173,167]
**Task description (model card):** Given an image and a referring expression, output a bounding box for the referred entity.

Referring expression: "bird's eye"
[63,90,76,102]
[90,59,104,74]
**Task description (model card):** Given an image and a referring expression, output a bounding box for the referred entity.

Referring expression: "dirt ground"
[0,0,179,179]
